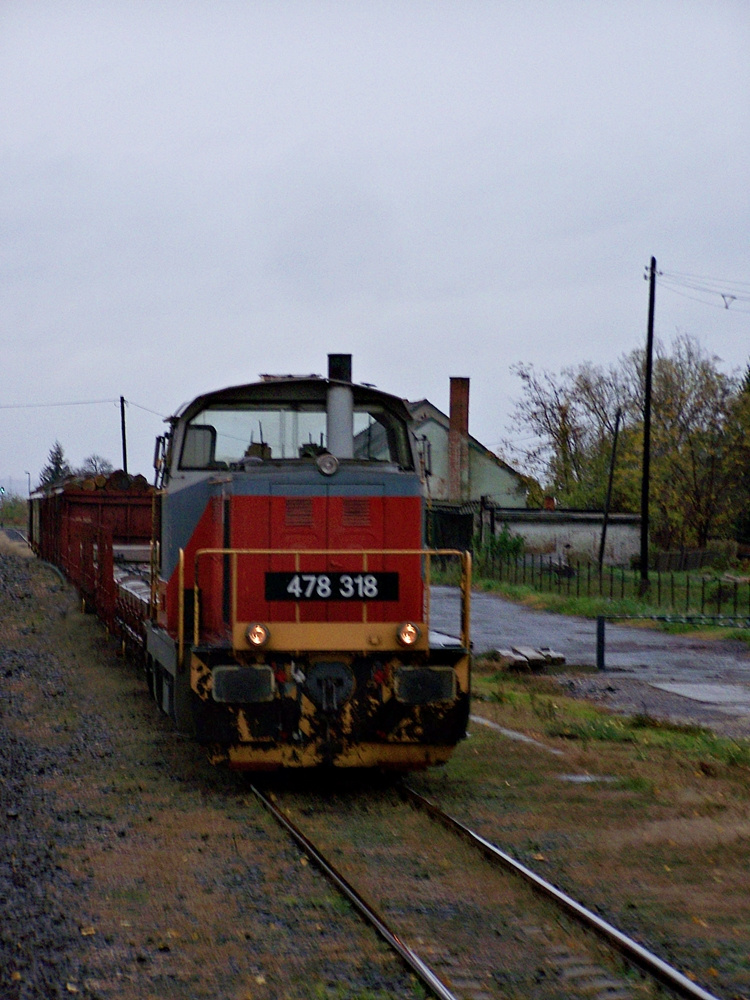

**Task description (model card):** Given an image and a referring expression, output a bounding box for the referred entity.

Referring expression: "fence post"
[596,616,606,670]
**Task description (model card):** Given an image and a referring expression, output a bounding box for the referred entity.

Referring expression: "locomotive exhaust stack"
[326,352,354,459]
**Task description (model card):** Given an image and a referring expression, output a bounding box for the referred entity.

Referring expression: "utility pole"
[639,257,656,595]
[598,407,621,570]
[120,396,128,475]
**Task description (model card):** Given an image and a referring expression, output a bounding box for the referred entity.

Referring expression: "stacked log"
[63,471,152,494]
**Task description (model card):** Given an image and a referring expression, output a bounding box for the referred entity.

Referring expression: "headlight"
[246,622,270,647]
[316,452,339,476]
[397,622,421,647]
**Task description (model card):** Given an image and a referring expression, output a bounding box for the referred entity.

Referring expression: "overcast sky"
[2,1,749,493]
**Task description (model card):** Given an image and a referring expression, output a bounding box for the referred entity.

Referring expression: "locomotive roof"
[169,376,413,425]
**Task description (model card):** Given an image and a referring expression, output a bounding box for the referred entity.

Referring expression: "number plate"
[265,572,399,601]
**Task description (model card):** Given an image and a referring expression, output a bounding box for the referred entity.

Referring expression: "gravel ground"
[0,553,85,998]
[4,543,747,998]
[0,547,420,1000]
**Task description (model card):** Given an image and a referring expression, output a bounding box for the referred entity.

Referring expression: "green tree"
[506,334,750,548]
[39,441,72,487]
[642,336,748,547]
[730,367,750,546]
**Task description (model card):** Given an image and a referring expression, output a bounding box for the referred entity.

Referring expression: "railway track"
[252,782,722,1000]
[0,527,27,544]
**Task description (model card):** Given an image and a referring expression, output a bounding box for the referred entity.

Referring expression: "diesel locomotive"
[32,355,472,770]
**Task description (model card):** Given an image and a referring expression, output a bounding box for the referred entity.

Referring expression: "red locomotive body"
[31,355,472,771]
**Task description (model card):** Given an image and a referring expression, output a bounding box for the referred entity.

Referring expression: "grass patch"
[475,579,668,620]
[0,495,28,527]
[471,668,750,772]
[545,716,638,744]
[614,775,657,795]
[628,713,710,736]
[421,665,750,996]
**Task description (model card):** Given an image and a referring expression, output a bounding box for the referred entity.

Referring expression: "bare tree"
[506,334,750,547]
[78,454,114,477]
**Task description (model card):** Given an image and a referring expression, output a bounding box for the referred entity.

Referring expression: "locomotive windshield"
[179,402,414,470]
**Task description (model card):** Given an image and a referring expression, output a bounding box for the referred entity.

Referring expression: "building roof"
[406,399,523,481]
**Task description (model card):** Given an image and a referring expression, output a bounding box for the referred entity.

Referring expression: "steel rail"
[401,785,722,1000]
[249,785,459,1000]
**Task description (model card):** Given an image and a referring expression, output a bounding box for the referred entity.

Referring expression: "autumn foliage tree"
[504,334,750,549]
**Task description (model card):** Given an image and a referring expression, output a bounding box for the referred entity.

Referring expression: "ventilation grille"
[342,497,370,527]
[285,497,313,527]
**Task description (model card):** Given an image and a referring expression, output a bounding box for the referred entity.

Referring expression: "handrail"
[178,547,185,666]
[189,547,471,651]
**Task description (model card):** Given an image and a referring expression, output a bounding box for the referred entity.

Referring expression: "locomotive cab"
[145,355,471,769]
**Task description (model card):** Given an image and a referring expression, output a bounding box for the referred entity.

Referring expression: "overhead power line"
[659,268,750,291]
[0,397,168,417]
[657,268,750,313]
[125,400,168,418]
[0,398,120,410]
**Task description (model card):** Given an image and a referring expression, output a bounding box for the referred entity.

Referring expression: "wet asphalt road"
[431,585,750,710]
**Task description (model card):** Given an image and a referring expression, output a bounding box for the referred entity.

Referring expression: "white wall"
[483,510,640,565]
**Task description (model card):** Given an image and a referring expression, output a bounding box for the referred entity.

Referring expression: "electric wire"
[122,400,169,418]
[659,268,750,290]
[0,398,120,410]
[655,267,750,313]
[657,282,750,314]
[0,397,168,417]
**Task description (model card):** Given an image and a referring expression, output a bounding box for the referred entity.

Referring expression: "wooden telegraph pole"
[639,257,656,595]
[120,396,128,475]
[598,407,621,570]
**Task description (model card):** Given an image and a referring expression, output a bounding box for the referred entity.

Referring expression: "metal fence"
[474,551,750,617]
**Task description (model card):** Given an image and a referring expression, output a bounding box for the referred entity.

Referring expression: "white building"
[409,378,527,506]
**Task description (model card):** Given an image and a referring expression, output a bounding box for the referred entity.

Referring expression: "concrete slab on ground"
[650,682,750,710]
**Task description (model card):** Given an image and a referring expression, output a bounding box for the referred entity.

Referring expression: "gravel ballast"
[0,547,419,1000]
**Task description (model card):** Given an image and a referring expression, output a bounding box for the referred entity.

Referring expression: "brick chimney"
[448,377,470,502]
